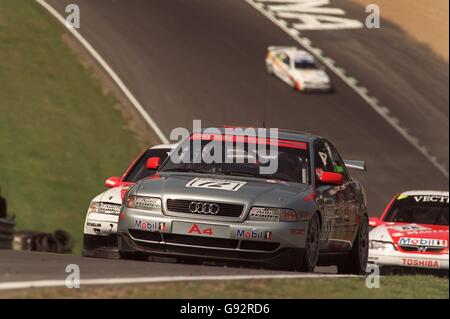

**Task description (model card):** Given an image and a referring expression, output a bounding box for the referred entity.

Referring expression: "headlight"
[248,207,309,222]
[87,201,100,214]
[125,196,162,212]
[369,240,397,251]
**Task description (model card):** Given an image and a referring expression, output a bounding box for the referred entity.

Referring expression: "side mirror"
[319,172,344,186]
[146,157,161,170]
[369,217,381,228]
[105,176,120,188]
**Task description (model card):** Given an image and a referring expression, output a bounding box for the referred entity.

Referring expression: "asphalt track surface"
[1,0,447,286]
[0,250,336,284]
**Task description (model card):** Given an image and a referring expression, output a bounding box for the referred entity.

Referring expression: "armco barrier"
[0,218,15,249]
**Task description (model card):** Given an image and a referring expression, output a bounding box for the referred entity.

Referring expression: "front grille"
[240,240,280,252]
[163,234,239,249]
[400,246,445,253]
[99,203,121,215]
[166,199,244,218]
[129,230,162,242]
[400,246,418,252]
[426,247,446,253]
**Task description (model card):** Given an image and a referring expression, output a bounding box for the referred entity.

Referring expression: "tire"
[337,216,369,275]
[298,213,321,272]
[54,230,74,253]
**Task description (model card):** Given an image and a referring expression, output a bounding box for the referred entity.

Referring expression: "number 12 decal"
[186,178,246,191]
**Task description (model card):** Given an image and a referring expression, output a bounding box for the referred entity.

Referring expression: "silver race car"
[118,129,368,273]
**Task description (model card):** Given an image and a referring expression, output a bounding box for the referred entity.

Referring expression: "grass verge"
[1,276,448,298]
[0,0,141,253]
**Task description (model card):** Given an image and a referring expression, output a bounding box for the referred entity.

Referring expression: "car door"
[313,140,350,252]
[327,142,359,249]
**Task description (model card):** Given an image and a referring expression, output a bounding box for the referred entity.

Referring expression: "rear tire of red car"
[337,215,369,275]
[298,213,321,272]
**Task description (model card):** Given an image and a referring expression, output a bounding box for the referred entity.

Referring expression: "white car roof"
[399,190,449,197]
[283,48,315,62]
[290,50,315,63]
[269,46,315,63]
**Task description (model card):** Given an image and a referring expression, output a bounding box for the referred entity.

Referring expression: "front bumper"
[369,249,449,270]
[83,213,120,258]
[84,213,119,236]
[301,83,332,92]
[118,208,309,265]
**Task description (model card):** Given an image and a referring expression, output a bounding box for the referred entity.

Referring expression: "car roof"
[194,127,321,144]
[399,190,449,197]
[291,51,315,63]
[281,48,315,62]
[269,46,315,61]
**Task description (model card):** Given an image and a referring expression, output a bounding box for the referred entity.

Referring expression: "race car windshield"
[159,137,310,184]
[124,148,172,183]
[295,61,318,70]
[384,196,449,226]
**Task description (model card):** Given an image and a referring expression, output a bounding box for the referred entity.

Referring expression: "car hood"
[135,173,314,210]
[292,69,329,83]
[92,186,128,205]
[370,222,449,246]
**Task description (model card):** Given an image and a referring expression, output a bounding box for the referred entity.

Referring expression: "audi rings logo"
[189,201,220,215]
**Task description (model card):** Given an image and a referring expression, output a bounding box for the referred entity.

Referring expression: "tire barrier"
[0,218,15,249]
[13,229,74,254]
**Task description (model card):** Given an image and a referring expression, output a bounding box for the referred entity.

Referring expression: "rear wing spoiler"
[344,160,366,172]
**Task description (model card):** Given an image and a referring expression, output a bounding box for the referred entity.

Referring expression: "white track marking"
[246,0,449,178]
[0,273,359,291]
[35,0,169,144]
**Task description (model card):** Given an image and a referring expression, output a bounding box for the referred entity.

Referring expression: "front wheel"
[337,216,369,275]
[298,213,321,272]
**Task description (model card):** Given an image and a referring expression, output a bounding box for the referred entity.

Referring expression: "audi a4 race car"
[83,144,175,259]
[118,128,369,273]
[265,46,332,92]
[369,191,449,275]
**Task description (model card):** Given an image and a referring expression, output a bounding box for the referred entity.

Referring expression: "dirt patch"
[61,34,162,149]
[352,0,449,62]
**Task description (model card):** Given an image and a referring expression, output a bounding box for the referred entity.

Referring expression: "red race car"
[369,191,449,275]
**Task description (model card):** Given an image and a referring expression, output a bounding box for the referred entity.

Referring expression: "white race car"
[265,46,332,92]
[83,144,175,259]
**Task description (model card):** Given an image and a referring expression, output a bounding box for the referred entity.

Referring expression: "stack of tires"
[13,230,74,254]
[0,218,15,250]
